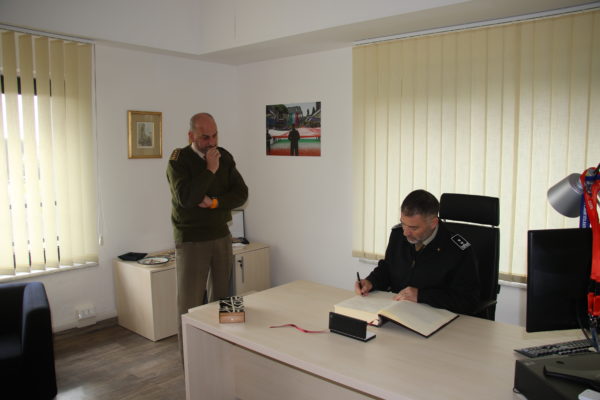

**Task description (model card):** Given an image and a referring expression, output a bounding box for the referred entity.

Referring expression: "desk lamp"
[547,163,600,349]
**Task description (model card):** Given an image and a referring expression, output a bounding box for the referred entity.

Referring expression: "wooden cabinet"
[233,242,271,295]
[113,243,269,341]
[113,257,177,341]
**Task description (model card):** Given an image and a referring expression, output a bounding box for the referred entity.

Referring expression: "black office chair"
[0,282,57,399]
[439,193,500,320]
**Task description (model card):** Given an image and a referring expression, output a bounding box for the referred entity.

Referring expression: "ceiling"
[190,0,599,65]
[1,0,598,65]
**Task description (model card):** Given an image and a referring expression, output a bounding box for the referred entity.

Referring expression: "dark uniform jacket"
[366,221,480,315]
[166,145,248,244]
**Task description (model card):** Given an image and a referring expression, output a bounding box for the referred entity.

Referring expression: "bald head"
[189,113,218,154]
[189,113,215,131]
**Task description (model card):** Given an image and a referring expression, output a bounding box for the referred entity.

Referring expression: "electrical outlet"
[75,304,96,327]
[77,308,95,320]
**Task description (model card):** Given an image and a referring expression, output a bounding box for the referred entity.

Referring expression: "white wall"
[195,0,468,53]
[498,284,527,326]
[236,48,526,326]
[237,48,357,288]
[19,44,238,331]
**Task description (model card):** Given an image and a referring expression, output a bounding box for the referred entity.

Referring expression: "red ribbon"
[269,324,328,333]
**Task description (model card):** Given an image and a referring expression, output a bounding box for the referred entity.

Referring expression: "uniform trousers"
[175,234,232,359]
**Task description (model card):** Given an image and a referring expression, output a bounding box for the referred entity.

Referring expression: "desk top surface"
[114,242,268,272]
[183,280,584,400]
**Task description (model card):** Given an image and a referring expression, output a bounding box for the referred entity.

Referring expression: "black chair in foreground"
[0,281,57,399]
[439,193,500,320]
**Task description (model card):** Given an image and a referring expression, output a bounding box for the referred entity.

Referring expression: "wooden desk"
[182,280,585,400]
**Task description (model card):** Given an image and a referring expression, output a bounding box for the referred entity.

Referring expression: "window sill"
[358,258,378,265]
[0,262,98,283]
[499,280,526,289]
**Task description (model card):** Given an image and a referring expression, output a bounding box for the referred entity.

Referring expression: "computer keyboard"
[515,339,596,358]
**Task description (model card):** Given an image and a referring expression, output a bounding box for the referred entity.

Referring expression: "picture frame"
[128,110,162,158]
[266,101,321,157]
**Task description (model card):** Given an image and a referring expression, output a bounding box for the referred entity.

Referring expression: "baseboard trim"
[54,317,118,337]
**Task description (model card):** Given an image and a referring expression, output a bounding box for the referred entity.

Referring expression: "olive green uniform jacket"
[166,145,248,243]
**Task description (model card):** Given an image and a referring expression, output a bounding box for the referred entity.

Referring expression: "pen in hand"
[356,272,363,293]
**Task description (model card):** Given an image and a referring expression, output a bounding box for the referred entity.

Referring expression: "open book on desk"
[333,291,458,338]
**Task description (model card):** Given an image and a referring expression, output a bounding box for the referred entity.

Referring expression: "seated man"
[355,189,480,315]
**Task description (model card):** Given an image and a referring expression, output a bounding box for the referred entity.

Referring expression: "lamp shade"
[547,173,583,218]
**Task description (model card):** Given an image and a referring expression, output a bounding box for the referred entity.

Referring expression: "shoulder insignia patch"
[170,148,181,161]
[451,234,471,250]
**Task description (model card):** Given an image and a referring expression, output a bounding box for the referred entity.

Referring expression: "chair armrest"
[21,282,53,351]
[21,283,57,398]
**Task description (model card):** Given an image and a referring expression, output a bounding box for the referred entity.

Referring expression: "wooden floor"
[54,319,185,400]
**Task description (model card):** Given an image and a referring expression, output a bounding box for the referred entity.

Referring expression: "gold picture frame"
[128,110,162,159]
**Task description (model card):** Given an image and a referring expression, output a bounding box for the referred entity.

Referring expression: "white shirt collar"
[422,224,439,247]
[191,143,205,159]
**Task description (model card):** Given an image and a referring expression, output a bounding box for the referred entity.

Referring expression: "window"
[0,30,97,277]
[352,9,599,282]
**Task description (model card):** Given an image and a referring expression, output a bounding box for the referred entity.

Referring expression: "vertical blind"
[0,30,97,276]
[353,9,600,281]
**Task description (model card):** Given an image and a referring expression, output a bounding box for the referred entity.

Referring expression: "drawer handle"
[238,257,244,282]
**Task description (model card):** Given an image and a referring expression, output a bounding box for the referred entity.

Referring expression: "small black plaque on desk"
[329,312,375,342]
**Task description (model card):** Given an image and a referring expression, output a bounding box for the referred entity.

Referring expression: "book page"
[379,301,457,337]
[336,291,396,313]
[333,291,396,325]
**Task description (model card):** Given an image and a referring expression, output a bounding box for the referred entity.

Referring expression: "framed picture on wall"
[266,101,321,157]
[128,110,162,158]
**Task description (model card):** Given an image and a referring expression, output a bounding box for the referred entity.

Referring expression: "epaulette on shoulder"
[450,233,471,250]
[169,148,181,161]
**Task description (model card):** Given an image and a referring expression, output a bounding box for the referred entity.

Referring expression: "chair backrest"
[0,283,26,334]
[439,193,500,320]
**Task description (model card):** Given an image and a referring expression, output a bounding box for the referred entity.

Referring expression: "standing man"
[167,113,248,358]
[355,190,480,315]
[266,128,272,155]
[288,124,300,156]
